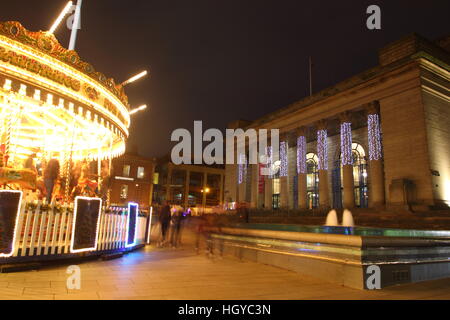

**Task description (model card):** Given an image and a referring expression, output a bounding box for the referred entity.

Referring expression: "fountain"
[342,209,355,227]
[208,208,450,289]
[325,209,339,226]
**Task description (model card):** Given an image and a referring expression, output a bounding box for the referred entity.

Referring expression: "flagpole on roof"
[68,0,82,50]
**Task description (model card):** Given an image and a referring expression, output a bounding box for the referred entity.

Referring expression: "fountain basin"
[207,224,450,289]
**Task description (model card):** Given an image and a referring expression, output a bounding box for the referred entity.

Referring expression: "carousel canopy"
[0,21,130,163]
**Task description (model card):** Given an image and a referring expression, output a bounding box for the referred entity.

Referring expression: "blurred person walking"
[170,204,184,248]
[158,201,171,247]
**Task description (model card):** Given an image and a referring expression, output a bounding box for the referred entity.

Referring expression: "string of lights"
[368,113,382,160]
[238,153,247,184]
[297,135,306,174]
[317,129,328,170]
[340,122,353,165]
[280,141,288,177]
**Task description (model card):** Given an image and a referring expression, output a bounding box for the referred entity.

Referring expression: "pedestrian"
[170,205,185,248]
[43,156,60,204]
[243,201,250,223]
[158,201,171,247]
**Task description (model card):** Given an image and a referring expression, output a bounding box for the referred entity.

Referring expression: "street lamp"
[129,104,147,115]
[201,187,210,214]
[48,1,73,34]
[121,71,148,87]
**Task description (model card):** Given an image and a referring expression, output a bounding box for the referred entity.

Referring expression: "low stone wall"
[206,226,450,290]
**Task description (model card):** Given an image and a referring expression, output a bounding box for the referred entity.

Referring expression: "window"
[153,172,159,185]
[137,167,145,179]
[120,185,129,199]
[306,153,319,209]
[351,143,368,208]
[272,178,280,209]
[123,165,131,177]
[272,178,280,194]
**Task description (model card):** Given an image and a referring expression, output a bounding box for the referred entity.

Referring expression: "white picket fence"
[10,202,148,257]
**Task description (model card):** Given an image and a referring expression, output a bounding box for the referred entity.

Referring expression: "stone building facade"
[225,33,450,212]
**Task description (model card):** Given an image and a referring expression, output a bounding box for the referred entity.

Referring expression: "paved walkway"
[0,246,449,300]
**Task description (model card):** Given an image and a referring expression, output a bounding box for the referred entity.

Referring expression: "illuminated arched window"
[306,153,319,209]
[351,143,368,208]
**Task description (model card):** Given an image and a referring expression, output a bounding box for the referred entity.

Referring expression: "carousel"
[0,21,150,264]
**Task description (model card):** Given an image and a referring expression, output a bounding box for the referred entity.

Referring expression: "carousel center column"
[366,101,385,208]
[316,120,330,209]
[296,127,308,210]
[340,112,355,209]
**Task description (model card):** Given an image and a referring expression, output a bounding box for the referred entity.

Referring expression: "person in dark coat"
[170,205,185,248]
[43,157,60,204]
[158,201,172,247]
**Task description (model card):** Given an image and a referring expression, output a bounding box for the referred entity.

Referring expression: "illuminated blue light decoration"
[125,202,139,248]
[238,153,247,184]
[297,135,306,174]
[317,129,328,170]
[266,146,275,178]
[340,122,353,166]
[368,113,382,161]
[280,141,288,177]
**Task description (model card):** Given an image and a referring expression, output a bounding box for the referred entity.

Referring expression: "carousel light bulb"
[19,84,27,95]
[49,1,73,34]
[33,89,41,101]
[78,106,83,115]
[47,93,53,105]
[69,102,74,113]
[280,141,288,177]
[59,98,65,108]
[3,79,11,91]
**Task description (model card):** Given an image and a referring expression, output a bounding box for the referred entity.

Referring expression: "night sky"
[2,0,449,158]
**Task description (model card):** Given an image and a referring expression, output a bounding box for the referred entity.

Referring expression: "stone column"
[296,127,308,210]
[264,177,272,209]
[316,120,330,209]
[279,140,289,208]
[366,102,385,208]
[250,164,258,208]
[340,112,355,209]
[183,170,190,208]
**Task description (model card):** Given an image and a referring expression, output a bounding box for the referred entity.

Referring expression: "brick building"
[225,33,450,212]
[110,149,156,211]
